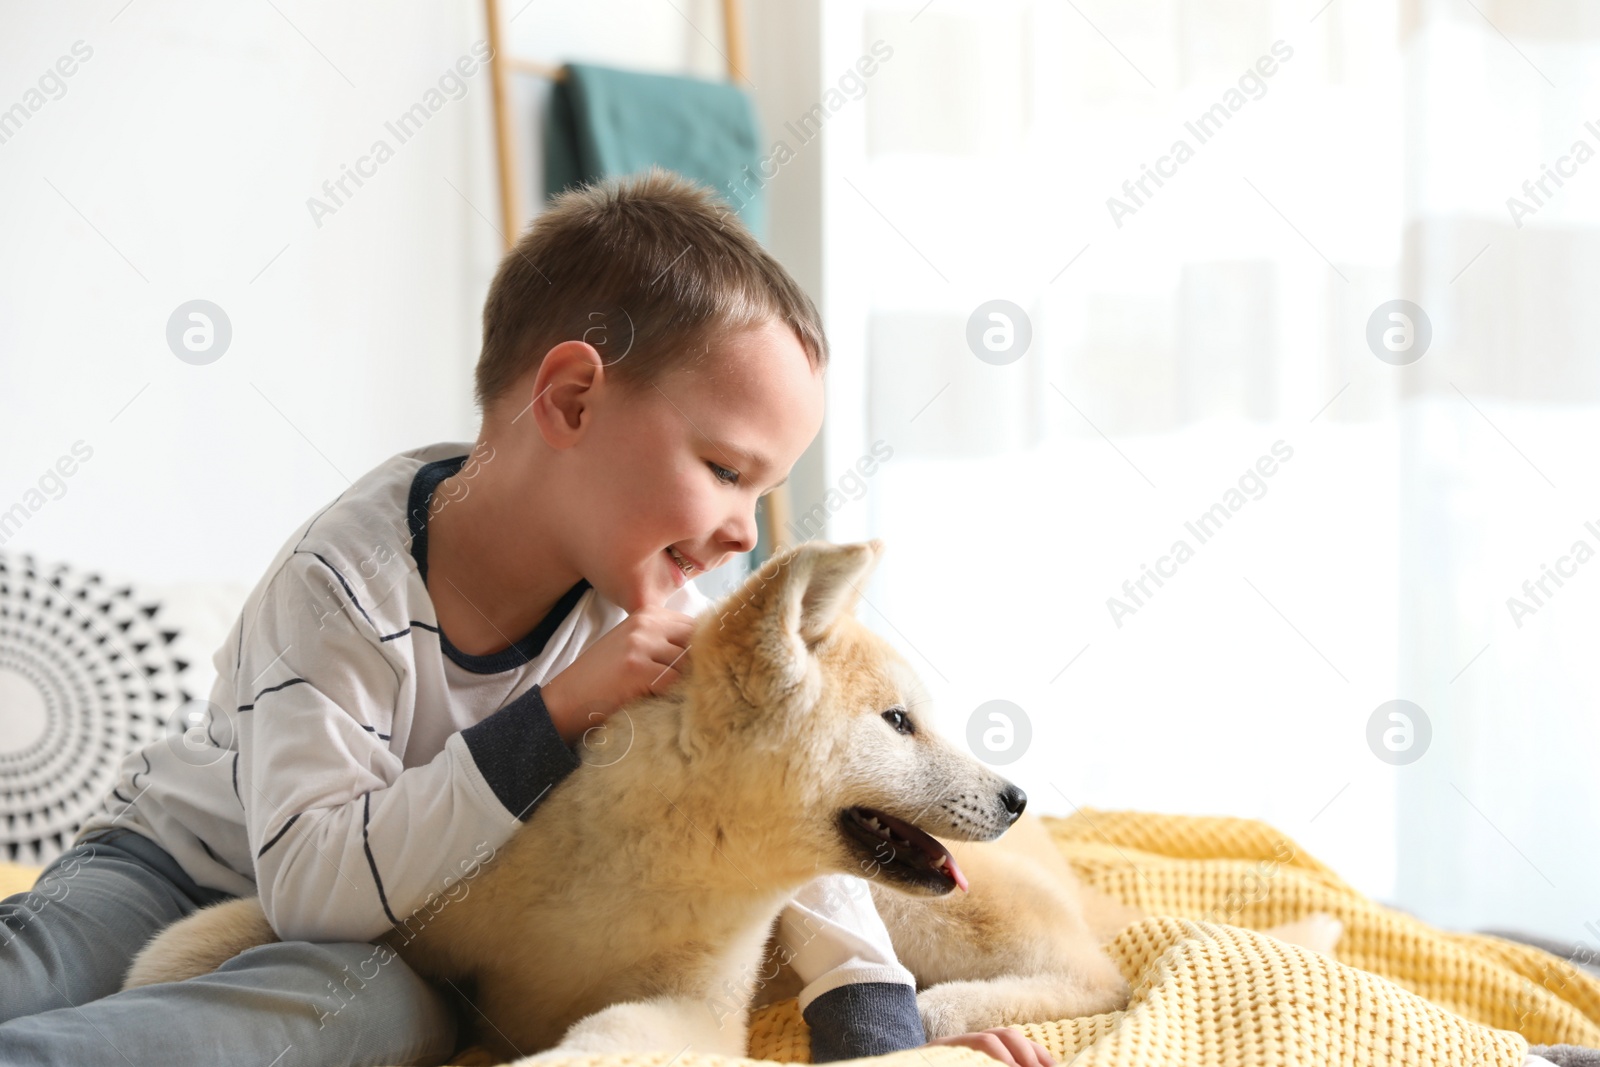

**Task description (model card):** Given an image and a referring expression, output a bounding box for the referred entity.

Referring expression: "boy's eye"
[707,461,740,486]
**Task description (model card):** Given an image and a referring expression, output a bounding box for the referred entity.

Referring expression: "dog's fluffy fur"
[123,540,1337,1063]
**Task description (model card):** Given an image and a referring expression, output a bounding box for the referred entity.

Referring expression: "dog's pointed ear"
[698,540,885,714]
[781,539,884,646]
[723,539,884,646]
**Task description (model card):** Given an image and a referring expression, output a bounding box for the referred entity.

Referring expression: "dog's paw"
[918,984,979,1041]
[1072,974,1133,1017]
[918,973,1133,1039]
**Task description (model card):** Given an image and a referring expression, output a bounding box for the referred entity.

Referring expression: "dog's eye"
[881,706,914,735]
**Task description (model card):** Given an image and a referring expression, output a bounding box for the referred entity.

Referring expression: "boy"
[0,169,1053,1067]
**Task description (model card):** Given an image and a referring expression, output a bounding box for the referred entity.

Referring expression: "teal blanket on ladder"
[543,62,767,241]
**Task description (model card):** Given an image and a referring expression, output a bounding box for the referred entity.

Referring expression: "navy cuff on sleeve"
[460,684,581,821]
[803,982,926,1063]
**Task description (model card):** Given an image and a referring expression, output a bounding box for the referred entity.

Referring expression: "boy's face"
[560,319,825,614]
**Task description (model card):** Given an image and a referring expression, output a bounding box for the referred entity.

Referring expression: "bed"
[5,809,1599,1066]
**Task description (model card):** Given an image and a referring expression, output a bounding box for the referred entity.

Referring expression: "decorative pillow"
[0,551,244,866]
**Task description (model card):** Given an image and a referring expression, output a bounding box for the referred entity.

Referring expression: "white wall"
[2,1,488,587]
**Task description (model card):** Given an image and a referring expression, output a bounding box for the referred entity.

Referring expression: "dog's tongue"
[931,844,969,893]
[947,852,969,893]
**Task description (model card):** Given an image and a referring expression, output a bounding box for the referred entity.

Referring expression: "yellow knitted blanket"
[749,809,1600,1067]
[6,811,1597,1066]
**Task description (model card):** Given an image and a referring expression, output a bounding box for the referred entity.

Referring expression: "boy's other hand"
[923,1029,1055,1067]
[541,606,696,746]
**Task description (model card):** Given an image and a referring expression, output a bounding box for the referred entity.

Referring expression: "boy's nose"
[720,510,759,556]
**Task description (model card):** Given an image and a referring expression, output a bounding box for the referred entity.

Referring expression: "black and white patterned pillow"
[0,551,199,866]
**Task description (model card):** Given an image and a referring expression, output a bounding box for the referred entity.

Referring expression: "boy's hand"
[541,606,696,746]
[923,1029,1055,1067]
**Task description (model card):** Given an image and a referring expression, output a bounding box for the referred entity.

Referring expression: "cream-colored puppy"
[124,540,1335,1061]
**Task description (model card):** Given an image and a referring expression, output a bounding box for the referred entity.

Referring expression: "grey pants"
[0,827,459,1066]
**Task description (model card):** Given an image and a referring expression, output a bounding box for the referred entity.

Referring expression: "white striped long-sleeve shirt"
[76,441,924,1058]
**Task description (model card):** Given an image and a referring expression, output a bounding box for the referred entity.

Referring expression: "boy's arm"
[236,552,579,943]
[778,874,927,1062]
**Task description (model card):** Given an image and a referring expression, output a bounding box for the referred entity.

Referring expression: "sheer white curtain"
[818,0,1600,940]
[1395,0,1600,937]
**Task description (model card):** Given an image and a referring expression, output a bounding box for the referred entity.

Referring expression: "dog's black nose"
[1001,784,1027,819]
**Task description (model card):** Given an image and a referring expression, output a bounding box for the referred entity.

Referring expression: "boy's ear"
[529,340,604,444]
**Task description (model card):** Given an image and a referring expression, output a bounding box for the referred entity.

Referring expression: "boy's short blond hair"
[474,166,828,416]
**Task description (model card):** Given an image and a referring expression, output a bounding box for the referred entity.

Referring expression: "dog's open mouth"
[840,806,968,894]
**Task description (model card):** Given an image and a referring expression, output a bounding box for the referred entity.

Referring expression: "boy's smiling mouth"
[665,545,701,581]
